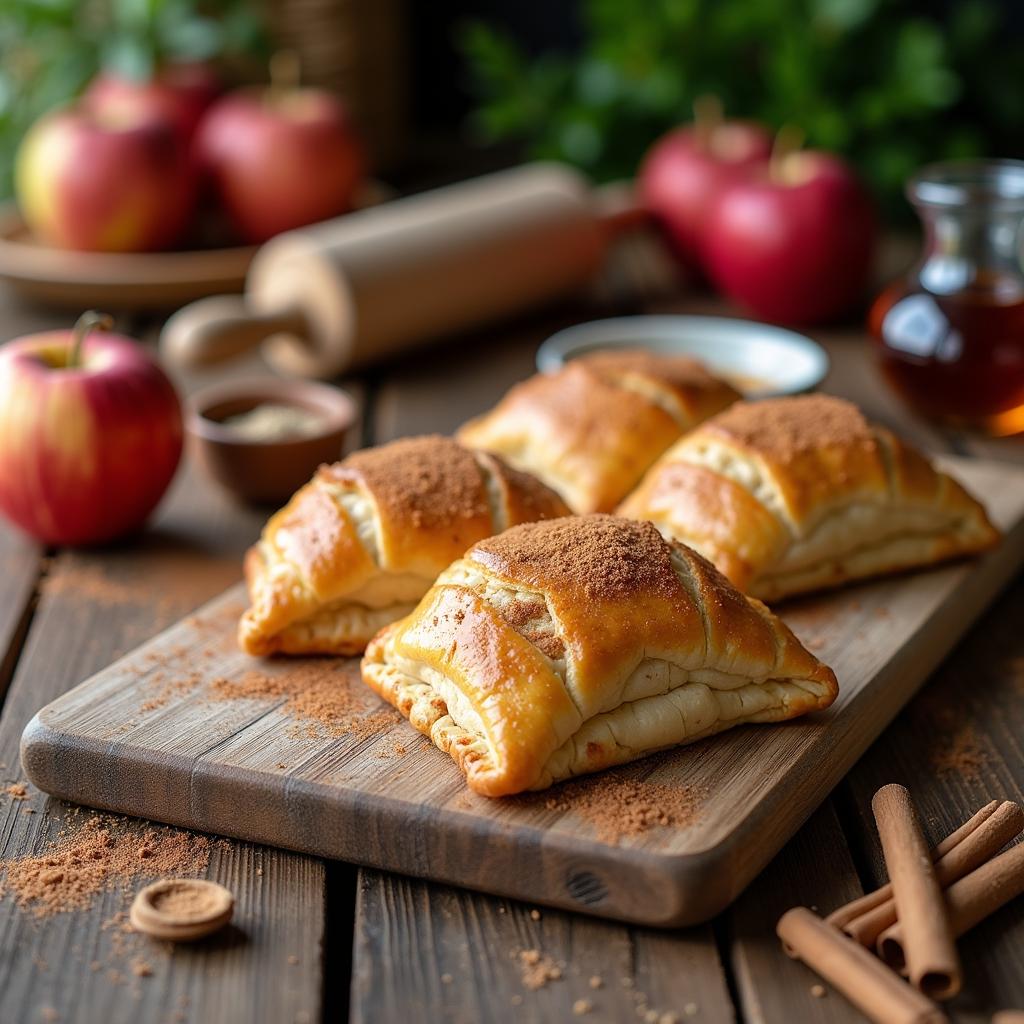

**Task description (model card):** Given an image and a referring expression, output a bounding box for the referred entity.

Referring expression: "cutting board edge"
[17,455,1024,927]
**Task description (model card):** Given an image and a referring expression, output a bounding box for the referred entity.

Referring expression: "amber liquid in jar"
[871,160,1024,435]
[869,273,1024,434]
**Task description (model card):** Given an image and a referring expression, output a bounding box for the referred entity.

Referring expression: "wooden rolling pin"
[161,163,645,378]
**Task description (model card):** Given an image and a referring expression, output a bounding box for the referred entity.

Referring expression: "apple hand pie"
[618,395,999,601]
[362,515,837,796]
[456,348,740,514]
[239,435,570,657]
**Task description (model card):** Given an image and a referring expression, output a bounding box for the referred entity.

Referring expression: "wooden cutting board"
[21,457,1024,928]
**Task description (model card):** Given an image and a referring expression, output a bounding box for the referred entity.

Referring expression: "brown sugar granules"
[210,663,401,740]
[0,816,210,918]
[542,773,703,843]
[5,783,28,800]
[517,948,563,990]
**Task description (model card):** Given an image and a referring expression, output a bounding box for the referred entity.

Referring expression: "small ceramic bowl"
[187,378,357,506]
[535,315,829,397]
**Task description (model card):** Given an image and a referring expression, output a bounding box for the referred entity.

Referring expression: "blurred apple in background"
[0,313,183,546]
[84,63,221,146]
[196,53,363,244]
[702,137,876,324]
[639,97,772,272]
[15,104,195,252]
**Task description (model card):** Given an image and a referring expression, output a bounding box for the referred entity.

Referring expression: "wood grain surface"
[0,451,327,1024]
[20,456,1024,929]
[4,226,1024,1023]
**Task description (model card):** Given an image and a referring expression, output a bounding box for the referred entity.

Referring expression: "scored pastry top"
[618,394,999,600]
[362,515,838,796]
[457,349,740,513]
[239,434,570,657]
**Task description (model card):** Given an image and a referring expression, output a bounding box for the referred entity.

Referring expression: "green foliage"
[459,0,1024,217]
[0,0,268,196]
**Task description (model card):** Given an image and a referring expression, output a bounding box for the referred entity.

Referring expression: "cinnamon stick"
[872,784,962,1000]
[879,839,1024,970]
[777,908,947,1024]
[837,801,1023,947]
[826,800,1001,933]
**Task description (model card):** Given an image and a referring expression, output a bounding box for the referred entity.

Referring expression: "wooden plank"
[730,799,867,1024]
[840,572,1024,1021]
[0,460,327,1024]
[0,523,41,703]
[19,456,1024,931]
[351,870,734,1024]
[362,308,732,1024]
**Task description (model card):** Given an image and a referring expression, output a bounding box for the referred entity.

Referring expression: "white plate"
[535,315,829,397]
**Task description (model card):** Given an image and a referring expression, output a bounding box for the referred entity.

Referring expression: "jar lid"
[910,159,1024,210]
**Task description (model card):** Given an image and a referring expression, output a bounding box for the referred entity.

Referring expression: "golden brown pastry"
[362,515,837,796]
[239,435,570,656]
[456,349,740,513]
[618,395,999,601]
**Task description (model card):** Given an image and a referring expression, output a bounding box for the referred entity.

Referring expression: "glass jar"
[869,160,1024,435]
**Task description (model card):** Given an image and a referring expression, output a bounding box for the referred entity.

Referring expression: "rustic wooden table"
[0,228,1022,1024]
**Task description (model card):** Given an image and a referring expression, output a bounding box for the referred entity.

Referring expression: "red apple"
[640,108,772,271]
[85,63,221,145]
[15,104,195,252]
[702,151,877,324]
[0,313,183,546]
[195,85,363,243]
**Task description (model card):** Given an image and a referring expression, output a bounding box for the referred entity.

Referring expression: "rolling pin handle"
[160,294,310,370]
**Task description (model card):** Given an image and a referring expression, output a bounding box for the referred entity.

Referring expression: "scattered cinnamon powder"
[517,948,563,990]
[541,773,703,843]
[209,663,401,740]
[930,722,989,780]
[918,703,990,781]
[131,958,153,978]
[0,816,210,918]
[43,566,171,611]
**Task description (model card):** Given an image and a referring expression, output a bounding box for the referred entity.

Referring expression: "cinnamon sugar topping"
[472,515,679,602]
[324,435,488,529]
[709,396,874,459]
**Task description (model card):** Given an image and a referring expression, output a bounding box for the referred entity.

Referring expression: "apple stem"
[69,311,114,369]
[269,50,301,100]
[693,94,723,151]
[770,124,806,182]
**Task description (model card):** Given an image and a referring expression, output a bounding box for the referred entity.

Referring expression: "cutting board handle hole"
[566,870,608,905]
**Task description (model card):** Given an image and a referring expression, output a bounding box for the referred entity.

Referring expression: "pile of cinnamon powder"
[542,774,703,843]
[0,815,211,918]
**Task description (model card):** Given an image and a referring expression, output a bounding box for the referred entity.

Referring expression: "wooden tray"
[21,457,1024,927]
[0,181,392,311]
[0,205,256,310]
